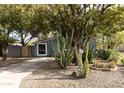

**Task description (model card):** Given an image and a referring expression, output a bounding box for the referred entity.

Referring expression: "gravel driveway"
[20,61,124,88]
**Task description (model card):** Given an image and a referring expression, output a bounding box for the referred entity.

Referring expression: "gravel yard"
[20,61,124,88]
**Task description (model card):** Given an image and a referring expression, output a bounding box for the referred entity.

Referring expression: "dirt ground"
[0,57,28,68]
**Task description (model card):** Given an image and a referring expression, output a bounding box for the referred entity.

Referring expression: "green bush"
[97,49,112,60]
[121,58,124,65]
[88,49,98,63]
[82,49,97,64]
[113,52,124,64]
[109,50,123,63]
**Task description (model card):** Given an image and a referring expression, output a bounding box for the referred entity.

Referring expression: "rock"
[90,64,118,71]
[110,66,118,71]
[71,71,77,76]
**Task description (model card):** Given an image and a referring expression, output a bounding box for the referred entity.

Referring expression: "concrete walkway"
[0,58,51,88]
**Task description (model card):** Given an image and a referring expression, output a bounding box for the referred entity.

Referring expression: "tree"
[30,5,51,40]
[0,4,51,60]
[11,5,51,46]
[48,4,124,78]
[10,5,36,46]
[0,5,16,61]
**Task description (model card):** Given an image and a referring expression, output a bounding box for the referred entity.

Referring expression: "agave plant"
[52,30,75,69]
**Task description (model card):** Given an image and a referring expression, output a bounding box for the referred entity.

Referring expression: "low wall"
[8,45,21,57]
[8,45,35,57]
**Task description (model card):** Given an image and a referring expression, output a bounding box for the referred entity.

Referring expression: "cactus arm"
[56,34,61,54]
[83,42,90,78]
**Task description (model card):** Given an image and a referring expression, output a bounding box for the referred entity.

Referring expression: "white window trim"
[37,43,47,56]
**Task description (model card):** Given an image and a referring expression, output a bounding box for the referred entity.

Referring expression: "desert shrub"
[116,53,124,65]
[97,49,112,60]
[82,49,98,64]
[121,58,124,65]
[88,49,98,63]
[109,50,124,64]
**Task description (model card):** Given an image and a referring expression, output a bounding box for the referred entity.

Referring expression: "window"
[37,43,47,56]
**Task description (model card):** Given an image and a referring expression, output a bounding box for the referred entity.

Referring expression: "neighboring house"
[6,37,96,57]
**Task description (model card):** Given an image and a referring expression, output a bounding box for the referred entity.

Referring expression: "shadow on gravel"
[31,61,79,80]
[24,76,79,81]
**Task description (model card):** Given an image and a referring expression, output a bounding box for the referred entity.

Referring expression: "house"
[33,37,96,57]
[33,37,58,57]
[1,37,96,57]
[6,37,58,57]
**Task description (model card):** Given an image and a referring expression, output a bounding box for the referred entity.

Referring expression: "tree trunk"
[20,30,25,46]
[0,41,3,57]
[75,46,84,78]
[21,38,25,46]
[2,42,8,61]
[74,37,90,78]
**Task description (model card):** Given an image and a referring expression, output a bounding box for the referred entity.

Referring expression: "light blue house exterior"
[6,37,96,57]
[33,38,58,57]
[33,38,96,57]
